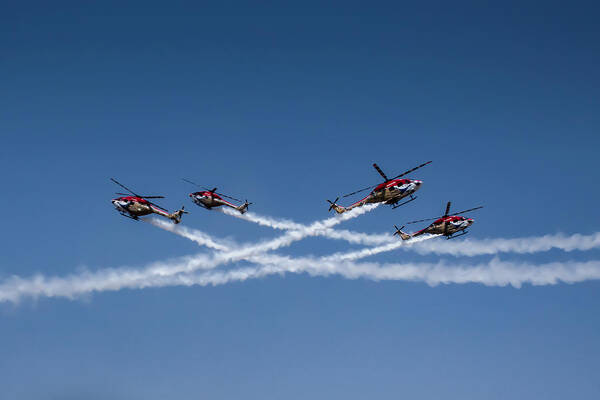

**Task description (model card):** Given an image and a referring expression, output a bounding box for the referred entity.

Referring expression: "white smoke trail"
[223,204,379,232]
[208,254,600,288]
[144,218,231,251]
[409,232,600,256]
[221,208,305,230]
[0,252,219,303]
[3,255,599,303]
[322,234,439,262]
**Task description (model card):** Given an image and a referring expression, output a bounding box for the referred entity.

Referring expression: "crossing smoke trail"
[223,208,600,256]
[146,215,439,266]
[221,208,391,245]
[140,203,381,274]
[155,203,380,257]
[149,204,381,268]
[137,204,381,278]
[0,204,380,303]
[150,206,440,264]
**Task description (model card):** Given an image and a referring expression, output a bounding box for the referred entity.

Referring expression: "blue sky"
[1,2,599,399]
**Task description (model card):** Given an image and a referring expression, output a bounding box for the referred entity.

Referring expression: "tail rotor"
[170,206,189,224]
[327,197,340,212]
[393,225,411,240]
[238,200,252,214]
[393,225,405,236]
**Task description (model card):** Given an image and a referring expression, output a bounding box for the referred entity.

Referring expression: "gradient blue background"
[1,2,599,399]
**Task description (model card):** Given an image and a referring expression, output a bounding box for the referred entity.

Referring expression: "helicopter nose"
[468,218,474,225]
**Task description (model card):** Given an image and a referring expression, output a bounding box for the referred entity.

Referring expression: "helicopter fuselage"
[417,216,474,237]
[112,196,155,218]
[349,179,423,209]
[110,178,186,224]
[190,191,230,209]
[111,196,181,222]
[189,191,249,214]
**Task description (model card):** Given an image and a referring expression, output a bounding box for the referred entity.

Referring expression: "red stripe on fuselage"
[373,179,410,192]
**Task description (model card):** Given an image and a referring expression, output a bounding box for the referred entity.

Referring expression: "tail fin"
[237,201,251,214]
[169,206,188,224]
[327,198,346,214]
[393,225,412,241]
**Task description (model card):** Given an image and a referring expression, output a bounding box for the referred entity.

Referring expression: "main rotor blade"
[148,201,169,212]
[186,178,243,202]
[182,178,203,188]
[406,205,483,225]
[391,160,432,180]
[343,161,429,198]
[452,206,484,215]
[200,186,219,193]
[342,185,376,198]
[405,217,439,225]
[115,192,164,199]
[444,201,452,217]
[110,178,140,197]
[372,163,388,181]
[216,192,243,202]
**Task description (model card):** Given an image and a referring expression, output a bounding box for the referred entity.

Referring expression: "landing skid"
[119,212,139,221]
[447,231,468,240]
[391,195,417,209]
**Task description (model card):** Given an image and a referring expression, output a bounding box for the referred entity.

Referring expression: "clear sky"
[1,2,599,399]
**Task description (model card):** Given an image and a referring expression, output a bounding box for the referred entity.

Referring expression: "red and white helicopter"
[183,178,251,214]
[394,201,483,240]
[327,161,431,214]
[111,178,187,223]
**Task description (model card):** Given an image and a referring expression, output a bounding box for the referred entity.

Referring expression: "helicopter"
[327,161,432,214]
[394,201,483,240]
[110,178,187,224]
[183,179,251,214]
